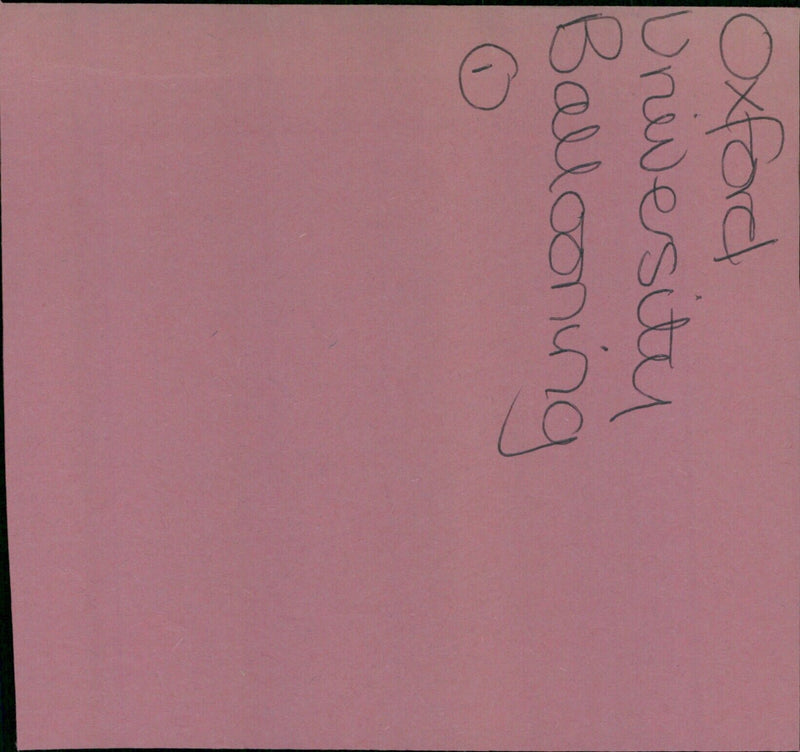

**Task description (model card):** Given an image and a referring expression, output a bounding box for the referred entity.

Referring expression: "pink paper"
[2,6,798,750]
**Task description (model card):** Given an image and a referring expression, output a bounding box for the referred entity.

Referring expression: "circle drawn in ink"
[459,44,519,111]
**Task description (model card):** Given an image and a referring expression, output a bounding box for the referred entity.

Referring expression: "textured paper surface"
[2,6,798,750]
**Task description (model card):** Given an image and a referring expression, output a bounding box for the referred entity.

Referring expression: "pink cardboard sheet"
[1,5,798,750]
